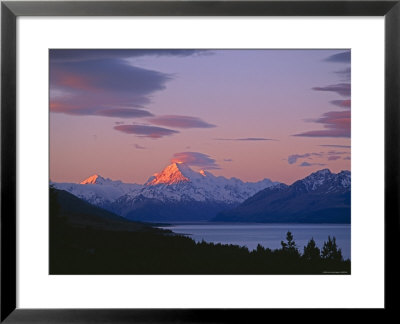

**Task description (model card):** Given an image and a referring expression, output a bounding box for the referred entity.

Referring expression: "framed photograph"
[1,0,398,321]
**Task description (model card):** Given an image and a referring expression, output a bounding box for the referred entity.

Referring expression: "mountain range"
[52,162,280,222]
[52,164,350,223]
[214,169,350,223]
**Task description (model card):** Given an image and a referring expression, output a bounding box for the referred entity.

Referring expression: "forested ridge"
[50,188,350,275]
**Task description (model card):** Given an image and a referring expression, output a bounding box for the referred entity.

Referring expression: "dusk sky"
[50,49,351,185]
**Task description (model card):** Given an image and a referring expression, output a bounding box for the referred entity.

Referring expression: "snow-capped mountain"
[145,162,199,185]
[136,162,279,203]
[52,174,140,210]
[80,174,116,185]
[294,169,350,193]
[214,169,351,223]
[51,163,280,221]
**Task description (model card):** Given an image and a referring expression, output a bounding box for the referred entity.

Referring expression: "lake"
[158,223,351,260]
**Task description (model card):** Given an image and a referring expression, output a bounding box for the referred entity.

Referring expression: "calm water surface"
[159,223,351,260]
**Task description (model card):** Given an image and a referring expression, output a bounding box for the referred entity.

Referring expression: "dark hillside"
[50,187,350,275]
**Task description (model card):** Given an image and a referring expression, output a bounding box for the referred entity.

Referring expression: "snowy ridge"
[52,163,280,217]
[52,176,140,209]
[214,169,351,223]
[294,169,351,192]
[79,174,122,185]
[136,162,279,203]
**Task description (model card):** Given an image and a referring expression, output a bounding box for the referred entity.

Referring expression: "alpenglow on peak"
[145,162,204,185]
[80,174,102,184]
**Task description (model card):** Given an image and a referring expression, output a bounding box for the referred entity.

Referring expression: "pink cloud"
[324,51,351,63]
[293,110,350,138]
[299,162,326,167]
[288,150,350,165]
[52,71,96,91]
[330,99,351,109]
[149,115,215,129]
[114,125,179,139]
[50,56,171,118]
[134,144,146,149]
[312,83,351,97]
[288,152,323,164]
[171,152,220,170]
[214,137,275,141]
[96,108,153,118]
[320,144,351,149]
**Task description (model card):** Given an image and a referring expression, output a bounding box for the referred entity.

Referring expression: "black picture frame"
[1,0,399,322]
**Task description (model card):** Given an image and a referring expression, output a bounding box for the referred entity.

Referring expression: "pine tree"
[256,244,265,253]
[303,238,321,261]
[281,231,300,256]
[321,236,343,262]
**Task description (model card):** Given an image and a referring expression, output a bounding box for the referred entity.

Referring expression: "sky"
[50,49,351,185]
